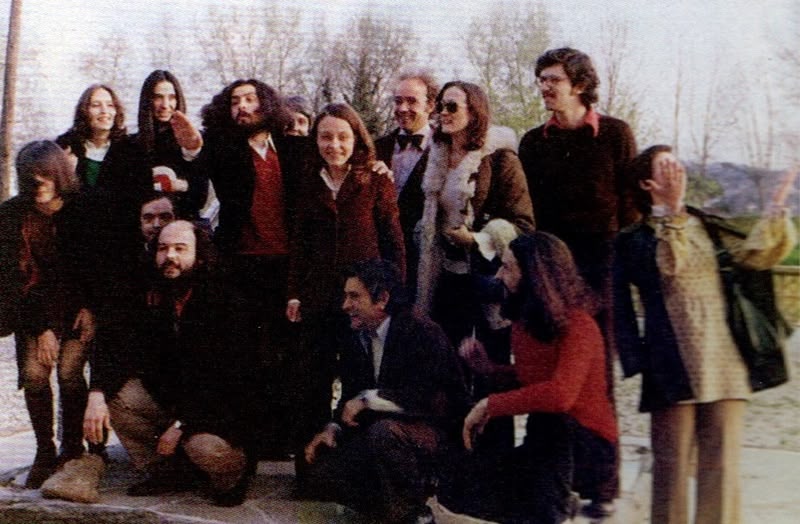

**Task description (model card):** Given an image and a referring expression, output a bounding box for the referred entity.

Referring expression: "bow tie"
[397,133,424,150]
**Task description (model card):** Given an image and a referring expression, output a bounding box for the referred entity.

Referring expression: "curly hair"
[535,48,599,109]
[201,79,291,135]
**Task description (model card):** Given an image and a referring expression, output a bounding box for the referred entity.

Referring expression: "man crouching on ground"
[299,259,468,523]
[81,220,261,506]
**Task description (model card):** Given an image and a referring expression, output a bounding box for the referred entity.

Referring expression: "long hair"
[432,81,490,151]
[16,140,80,200]
[628,144,673,216]
[70,84,127,141]
[201,79,291,135]
[137,70,187,154]
[535,48,599,109]
[505,232,594,342]
[310,103,376,178]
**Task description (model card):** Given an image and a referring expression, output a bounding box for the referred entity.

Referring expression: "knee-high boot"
[59,386,88,461]
[24,388,58,488]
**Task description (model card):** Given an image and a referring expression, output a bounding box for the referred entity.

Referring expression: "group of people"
[0,45,796,524]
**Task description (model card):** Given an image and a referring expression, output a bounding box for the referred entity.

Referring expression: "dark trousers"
[440,413,576,524]
[551,232,620,501]
[223,254,296,457]
[301,418,445,524]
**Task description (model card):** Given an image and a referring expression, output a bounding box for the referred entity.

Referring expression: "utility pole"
[1,0,23,201]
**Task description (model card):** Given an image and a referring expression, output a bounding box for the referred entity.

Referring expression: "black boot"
[127,452,203,496]
[58,388,88,464]
[24,388,58,488]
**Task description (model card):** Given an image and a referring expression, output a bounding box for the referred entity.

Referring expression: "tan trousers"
[109,378,246,490]
[651,399,745,524]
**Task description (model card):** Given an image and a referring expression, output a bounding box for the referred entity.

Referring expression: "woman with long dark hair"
[0,141,95,488]
[441,232,617,523]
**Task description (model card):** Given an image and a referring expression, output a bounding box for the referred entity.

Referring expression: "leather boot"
[24,388,57,488]
[58,388,88,463]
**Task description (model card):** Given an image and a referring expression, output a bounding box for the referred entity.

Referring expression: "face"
[342,277,389,331]
[140,197,176,243]
[87,88,117,135]
[437,86,470,137]
[156,222,196,280]
[33,175,57,205]
[230,84,263,127]
[537,64,584,112]
[316,115,355,170]
[152,81,177,123]
[286,112,310,136]
[496,249,522,295]
[393,78,433,133]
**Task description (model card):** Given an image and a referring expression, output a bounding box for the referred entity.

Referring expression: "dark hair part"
[397,69,440,104]
[628,144,673,215]
[343,259,408,315]
[71,84,127,141]
[535,48,599,108]
[139,191,178,216]
[433,81,490,151]
[506,232,594,342]
[137,70,187,154]
[16,140,80,199]
[201,79,291,134]
[285,95,312,119]
[311,103,376,176]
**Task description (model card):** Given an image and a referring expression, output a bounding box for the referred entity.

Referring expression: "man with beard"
[130,70,208,218]
[82,221,260,506]
[200,80,308,458]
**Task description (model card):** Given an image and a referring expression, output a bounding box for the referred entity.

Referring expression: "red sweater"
[487,310,618,444]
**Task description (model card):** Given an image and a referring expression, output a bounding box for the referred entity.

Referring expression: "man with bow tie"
[299,259,468,524]
[375,70,439,298]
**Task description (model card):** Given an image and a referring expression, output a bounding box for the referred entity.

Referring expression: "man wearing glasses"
[518,47,638,520]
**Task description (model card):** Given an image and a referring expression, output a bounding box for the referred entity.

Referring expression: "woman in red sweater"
[441,231,617,523]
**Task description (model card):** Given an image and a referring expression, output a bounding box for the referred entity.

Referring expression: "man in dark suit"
[374,70,439,294]
[300,259,467,524]
[199,80,310,457]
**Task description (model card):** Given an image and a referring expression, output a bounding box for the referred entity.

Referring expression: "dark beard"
[157,267,195,298]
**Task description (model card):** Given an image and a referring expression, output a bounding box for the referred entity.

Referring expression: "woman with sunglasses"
[416,81,534,347]
[0,141,96,488]
[285,103,405,453]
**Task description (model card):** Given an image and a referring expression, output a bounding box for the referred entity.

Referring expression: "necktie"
[397,134,424,150]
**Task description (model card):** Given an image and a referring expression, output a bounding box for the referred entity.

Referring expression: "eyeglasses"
[435,100,463,114]
[535,75,568,87]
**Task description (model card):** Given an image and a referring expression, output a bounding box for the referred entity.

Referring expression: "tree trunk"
[1,0,23,201]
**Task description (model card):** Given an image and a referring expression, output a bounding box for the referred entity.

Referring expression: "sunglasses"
[435,100,463,114]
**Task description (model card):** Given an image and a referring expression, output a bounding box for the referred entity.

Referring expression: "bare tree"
[329,11,418,135]
[1,0,22,201]
[79,35,135,93]
[464,0,552,134]
[688,63,739,178]
[195,0,303,91]
[594,16,652,145]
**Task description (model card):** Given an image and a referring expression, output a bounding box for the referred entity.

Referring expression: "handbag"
[696,208,792,392]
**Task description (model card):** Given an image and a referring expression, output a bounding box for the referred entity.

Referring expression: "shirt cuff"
[358,389,404,413]
[181,146,202,161]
